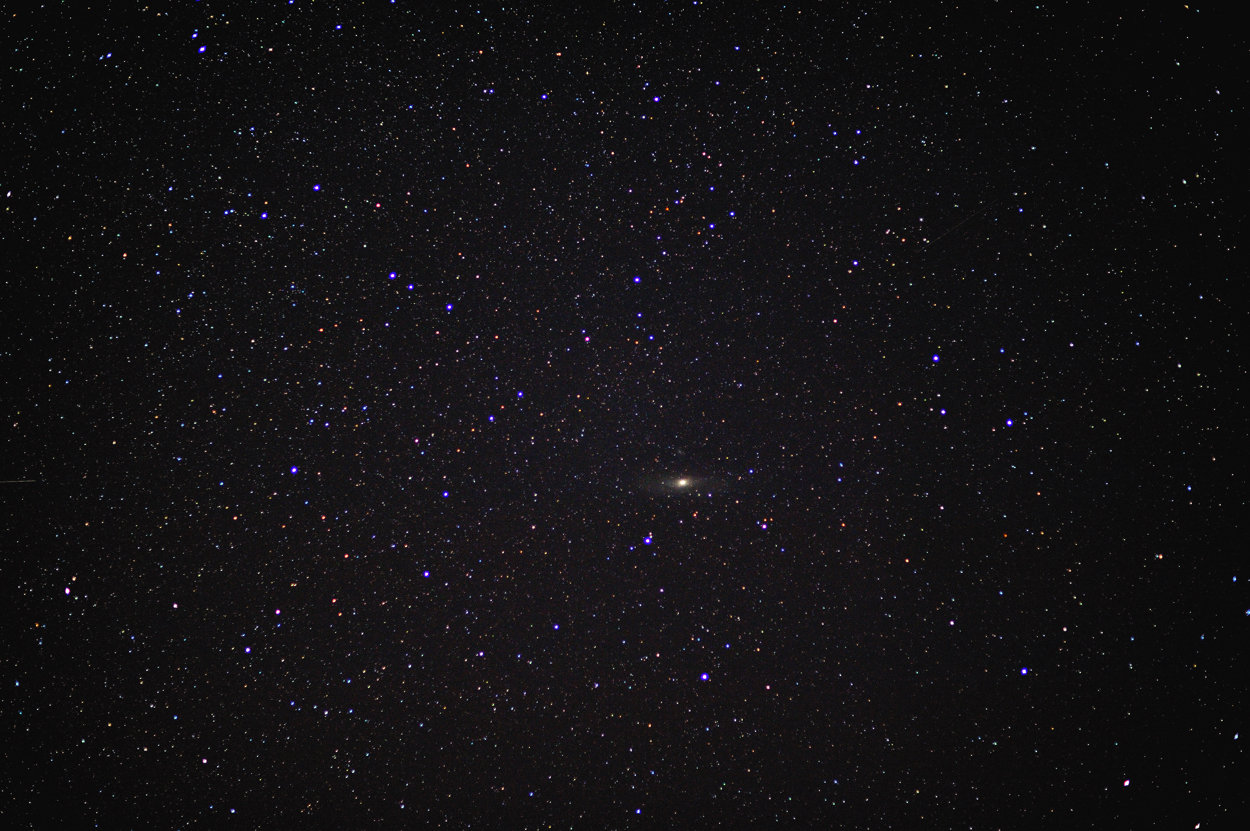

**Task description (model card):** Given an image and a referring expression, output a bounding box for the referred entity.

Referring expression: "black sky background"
[2,1,1244,827]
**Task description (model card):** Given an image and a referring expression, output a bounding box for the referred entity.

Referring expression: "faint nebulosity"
[3,2,1242,827]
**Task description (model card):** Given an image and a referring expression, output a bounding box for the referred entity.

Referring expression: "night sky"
[3,2,1244,827]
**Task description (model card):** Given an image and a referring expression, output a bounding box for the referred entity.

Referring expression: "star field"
[2,2,1244,828]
